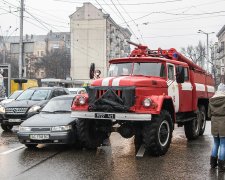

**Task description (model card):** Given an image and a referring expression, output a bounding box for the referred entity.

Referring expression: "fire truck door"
[179,67,193,112]
[167,63,179,112]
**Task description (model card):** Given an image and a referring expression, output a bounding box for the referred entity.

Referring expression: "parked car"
[67,88,86,94]
[0,90,23,105]
[0,87,70,131]
[17,95,78,149]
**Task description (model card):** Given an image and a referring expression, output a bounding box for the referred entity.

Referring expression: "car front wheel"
[1,124,13,131]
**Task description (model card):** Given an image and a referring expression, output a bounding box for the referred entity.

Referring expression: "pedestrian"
[208,83,225,171]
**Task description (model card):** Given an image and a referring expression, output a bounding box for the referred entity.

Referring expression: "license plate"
[8,119,21,122]
[95,113,115,119]
[30,134,49,140]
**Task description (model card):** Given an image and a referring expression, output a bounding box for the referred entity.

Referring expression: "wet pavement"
[0,122,225,180]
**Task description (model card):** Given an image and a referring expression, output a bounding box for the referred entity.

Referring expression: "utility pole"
[19,0,24,80]
[198,30,215,72]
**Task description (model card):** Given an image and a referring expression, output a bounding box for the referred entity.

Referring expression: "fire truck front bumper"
[71,111,152,121]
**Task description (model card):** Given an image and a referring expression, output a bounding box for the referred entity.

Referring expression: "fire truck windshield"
[108,62,165,77]
[133,62,165,77]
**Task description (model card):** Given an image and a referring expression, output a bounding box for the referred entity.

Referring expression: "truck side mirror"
[89,63,95,79]
[176,66,185,83]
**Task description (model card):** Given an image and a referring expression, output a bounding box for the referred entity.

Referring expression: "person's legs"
[218,137,225,171]
[211,136,219,168]
[212,136,220,157]
[219,137,225,160]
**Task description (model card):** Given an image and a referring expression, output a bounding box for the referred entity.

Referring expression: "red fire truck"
[71,42,215,156]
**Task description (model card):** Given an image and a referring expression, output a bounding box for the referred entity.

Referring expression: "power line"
[101,0,124,22]
[53,0,183,5]
[116,0,145,43]
[109,0,140,43]
[120,0,225,24]
[25,10,50,31]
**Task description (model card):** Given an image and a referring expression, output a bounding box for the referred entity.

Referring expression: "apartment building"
[0,31,70,78]
[217,25,225,79]
[70,2,131,80]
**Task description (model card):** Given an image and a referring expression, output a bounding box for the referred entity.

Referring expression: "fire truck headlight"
[143,98,152,107]
[79,96,86,105]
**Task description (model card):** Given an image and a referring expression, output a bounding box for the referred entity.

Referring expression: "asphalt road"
[0,122,224,180]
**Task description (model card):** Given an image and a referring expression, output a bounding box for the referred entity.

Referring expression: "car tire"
[1,124,13,131]
[76,118,105,149]
[142,110,173,156]
[25,144,38,149]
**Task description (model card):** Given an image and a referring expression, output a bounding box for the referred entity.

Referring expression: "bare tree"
[35,49,70,79]
[180,41,206,69]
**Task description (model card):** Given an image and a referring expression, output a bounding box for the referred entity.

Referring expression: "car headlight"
[19,126,31,132]
[143,98,152,107]
[79,96,86,105]
[0,105,5,114]
[51,125,72,132]
[28,105,41,113]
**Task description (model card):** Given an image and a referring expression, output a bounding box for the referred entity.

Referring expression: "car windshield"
[16,89,51,101]
[108,62,165,77]
[8,91,22,99]
[41,98,73,112]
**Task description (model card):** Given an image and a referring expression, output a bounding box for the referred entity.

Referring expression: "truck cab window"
[168,65,174,80]
[184,68,189,81]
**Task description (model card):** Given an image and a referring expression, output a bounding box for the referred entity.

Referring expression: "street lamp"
[197,30,215,72]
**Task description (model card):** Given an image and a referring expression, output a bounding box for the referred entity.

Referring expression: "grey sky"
[0,0,224,50]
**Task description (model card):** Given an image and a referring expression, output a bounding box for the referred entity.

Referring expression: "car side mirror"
[89,63,95,79]
[176,66,185,83]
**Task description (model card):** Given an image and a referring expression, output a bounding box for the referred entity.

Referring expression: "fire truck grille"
[87,86,135,112]
[5,107,28,115]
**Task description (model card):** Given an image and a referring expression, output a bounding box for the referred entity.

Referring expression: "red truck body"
[71,44,215,156]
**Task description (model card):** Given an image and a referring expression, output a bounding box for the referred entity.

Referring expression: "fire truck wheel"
[198,105,206,136]
[1,124,13,131]
[76,118,105,149]
[142,110,173,156]
[184,115,200,140]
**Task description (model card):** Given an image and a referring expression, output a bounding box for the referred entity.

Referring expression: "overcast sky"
[0,0,225,50]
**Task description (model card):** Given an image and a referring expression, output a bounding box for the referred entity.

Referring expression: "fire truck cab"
[71,43,215,156]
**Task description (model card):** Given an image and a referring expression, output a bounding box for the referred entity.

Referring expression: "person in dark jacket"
[208,83,225,171]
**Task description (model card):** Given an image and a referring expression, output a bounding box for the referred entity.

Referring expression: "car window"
[42,98,73,112]
[31,90,51,100]
[17,89,51,100]
[8,91,22,99]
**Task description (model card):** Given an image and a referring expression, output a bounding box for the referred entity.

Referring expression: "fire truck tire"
[142,110,173,156]
[184,116,200,140]
[1,124,13,131]
[76,118,105,149]
[199,105,206,136]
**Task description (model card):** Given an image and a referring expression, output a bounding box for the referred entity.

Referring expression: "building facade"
[70,2,131,81]
[216,25,225,81]
[0,31,70,79]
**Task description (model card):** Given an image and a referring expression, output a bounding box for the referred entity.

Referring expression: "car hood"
[21,113,76,126]
[4,100,48,108]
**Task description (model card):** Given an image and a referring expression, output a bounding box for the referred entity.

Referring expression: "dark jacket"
[208,95,225,137]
